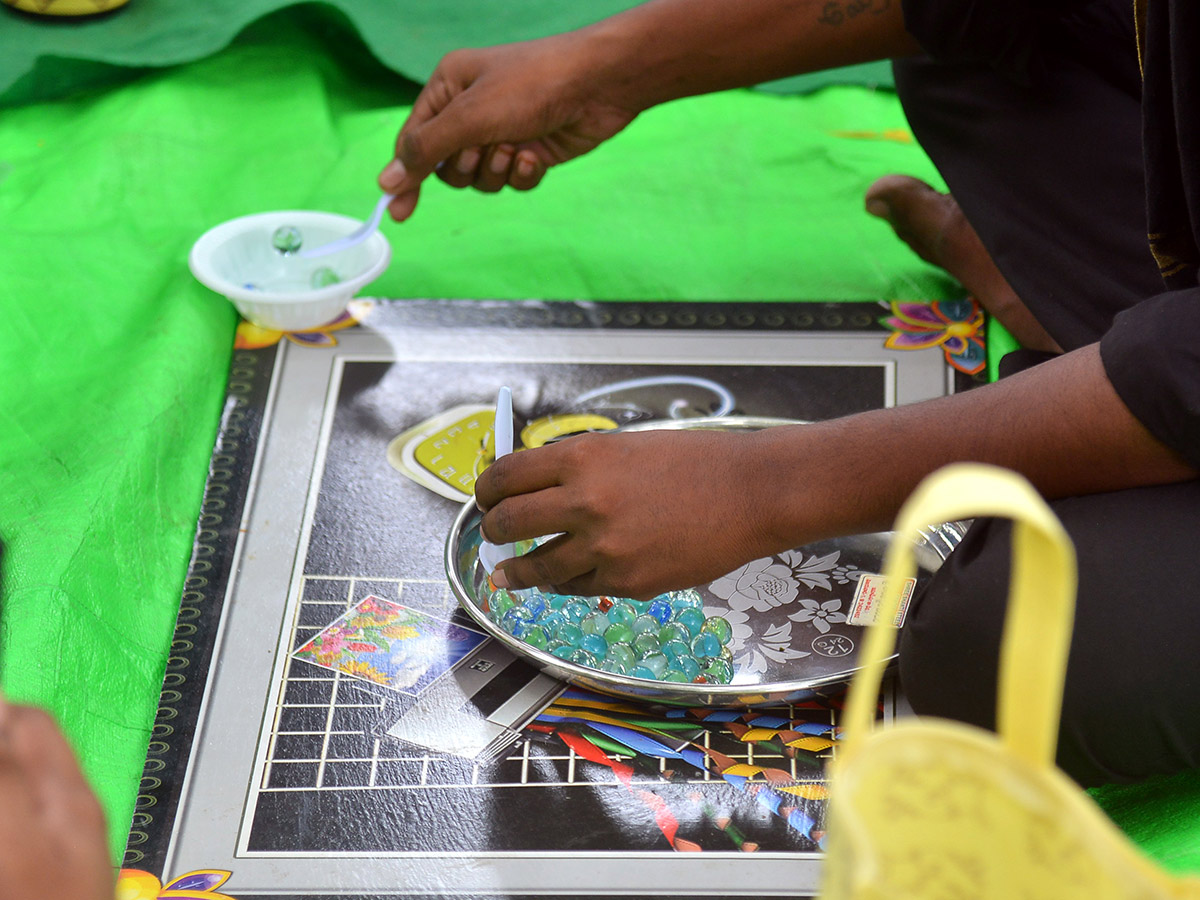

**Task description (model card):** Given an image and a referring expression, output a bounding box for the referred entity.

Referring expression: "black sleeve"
[1100,288,1200,470]
[899,0,1129,86]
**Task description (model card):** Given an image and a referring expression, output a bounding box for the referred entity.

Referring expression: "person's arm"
[379,0,921,219]
[584,0,919,110]
[474,343,1196,599]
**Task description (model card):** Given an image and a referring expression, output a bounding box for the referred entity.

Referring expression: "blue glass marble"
[554,623,584,648]
[669,655,702,681]
[646,598,673,625]
[579,633,609,659]
[691,631,722,659]
[661,639,691,662]
[675,607,706,637]
[522,593,548,620]
[501,605,536,633]
[563,599,592,624]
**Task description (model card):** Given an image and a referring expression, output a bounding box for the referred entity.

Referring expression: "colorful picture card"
[293,596,488,695]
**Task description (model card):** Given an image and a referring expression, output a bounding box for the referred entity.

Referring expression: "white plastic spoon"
[297,193,395,259]
[478,386,516,575]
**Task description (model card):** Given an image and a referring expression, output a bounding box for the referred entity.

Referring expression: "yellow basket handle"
[839,463,1078,770]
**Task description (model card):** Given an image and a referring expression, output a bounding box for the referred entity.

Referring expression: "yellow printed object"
[4,0,129,14]
[520,413,618,449]
[821,464,1200,900]
[411,407,495,496]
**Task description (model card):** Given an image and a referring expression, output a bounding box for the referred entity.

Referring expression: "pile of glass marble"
[481,584,736,684]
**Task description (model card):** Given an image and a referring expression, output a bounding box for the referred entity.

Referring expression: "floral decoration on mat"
[233,299,375,349]
[881,297,986,375]
[116,868,235,899]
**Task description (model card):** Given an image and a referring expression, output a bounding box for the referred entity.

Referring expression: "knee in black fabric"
[898,485,1200,786]
[897,516,1009,734]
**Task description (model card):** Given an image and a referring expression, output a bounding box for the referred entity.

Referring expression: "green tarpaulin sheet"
[1,1,1196,878]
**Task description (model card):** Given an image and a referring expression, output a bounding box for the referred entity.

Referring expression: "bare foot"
[865,175,1062,354]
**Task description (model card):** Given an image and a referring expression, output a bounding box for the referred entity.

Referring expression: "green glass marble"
[606,642,637,671]
[309,266,340,288]
[701,615,733,645]
[580,611,610,636]
[607,602,637,628]
[632,633,662,659]
[272,225,302,254]
[702,658,733,683]
[658,622,690,645]
[632,614,660,635]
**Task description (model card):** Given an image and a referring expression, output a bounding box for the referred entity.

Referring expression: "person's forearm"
[575,0,921,112]
[747,343,1197,551]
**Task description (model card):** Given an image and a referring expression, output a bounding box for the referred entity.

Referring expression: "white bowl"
[189,209,392,331]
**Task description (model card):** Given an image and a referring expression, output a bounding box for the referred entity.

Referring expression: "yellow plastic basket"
[822,463,1200,899]
[3,0,129,16]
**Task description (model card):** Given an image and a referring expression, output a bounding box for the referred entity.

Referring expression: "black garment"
[893,0,1200,785]
[901,335,1200,786]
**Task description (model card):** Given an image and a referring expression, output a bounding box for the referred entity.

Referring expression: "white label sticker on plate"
[847,573,917,627]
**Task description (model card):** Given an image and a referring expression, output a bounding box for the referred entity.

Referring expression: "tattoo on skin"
[816,0,891,26]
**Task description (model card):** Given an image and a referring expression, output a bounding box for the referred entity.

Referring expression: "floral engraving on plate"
[706,550,861,675]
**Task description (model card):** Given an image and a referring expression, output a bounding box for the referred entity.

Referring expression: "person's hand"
[0,696,113,900]
[378,32,640,221]
[474,428,784,599]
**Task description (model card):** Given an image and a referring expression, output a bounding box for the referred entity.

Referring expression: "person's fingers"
[479,486,579,546]
[1,705,109,859]
[492,533,595,593]
[6,706,95,799]
[385,187,420,223]
[393,87,505,187]
[436,146,485,188]
[0,700,113,900]
[508,148,547,191]
[475,444,564,511]
[472,143,516,193]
